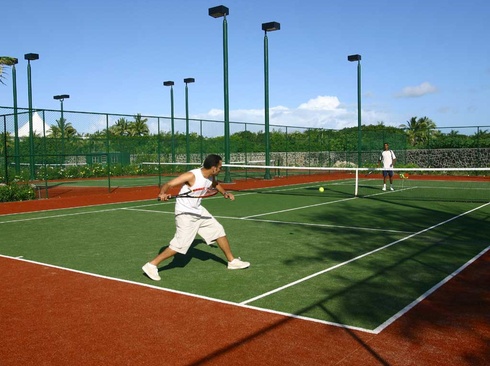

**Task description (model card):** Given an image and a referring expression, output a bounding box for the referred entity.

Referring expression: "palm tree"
[418,116,439,146]
[399,117,419,146]
[129,114,149,136]
[0,132,12,155]
[50,118,78,139]
[473,129,490,147]
[473,129,489,138]
[400,116,437,147]
[0,57,17,85]
[111,118,131,136]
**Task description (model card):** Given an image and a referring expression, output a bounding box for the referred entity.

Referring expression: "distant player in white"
[379,143,396,191]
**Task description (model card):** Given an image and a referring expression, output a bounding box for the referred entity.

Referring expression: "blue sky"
[1,0,489,134]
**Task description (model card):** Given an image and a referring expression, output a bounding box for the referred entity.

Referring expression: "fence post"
[106,114,111,192]
[3,116,8,184]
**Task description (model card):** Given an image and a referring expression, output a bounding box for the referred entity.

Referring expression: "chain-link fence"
[1,106,489,190]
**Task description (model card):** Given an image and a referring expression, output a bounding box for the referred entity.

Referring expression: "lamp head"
[348,54,362,62]
[262,22,281,32]
[163,81,174,86]
[208,5,229,18]
[54,94,70,101]
[24,53,39,61]
[184,78,195,84]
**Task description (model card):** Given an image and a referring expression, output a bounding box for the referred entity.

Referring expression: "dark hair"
[203,154,222,169]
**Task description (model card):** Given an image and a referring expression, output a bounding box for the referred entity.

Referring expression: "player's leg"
[142,246,178,281]
[198,210,250,269]
[215,236,235,262]
[149,246,178,267]
[142,214,199,280]
[215,236,250,269]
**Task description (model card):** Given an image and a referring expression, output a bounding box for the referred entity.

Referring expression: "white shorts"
[169,207,226,254]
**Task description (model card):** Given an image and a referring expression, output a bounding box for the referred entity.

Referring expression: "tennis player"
[142,154,250,281]
[379,142,397,191]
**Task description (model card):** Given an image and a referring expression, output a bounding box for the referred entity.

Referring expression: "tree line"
[47,114,490,151]
[1,113,489,163]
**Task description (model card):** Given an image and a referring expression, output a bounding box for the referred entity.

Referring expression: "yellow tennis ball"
[319,187,324,192]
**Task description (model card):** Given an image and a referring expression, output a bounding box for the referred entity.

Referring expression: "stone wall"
[229,148,490,168]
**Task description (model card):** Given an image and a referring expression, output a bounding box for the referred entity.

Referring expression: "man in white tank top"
[378,142,397,191]
[142,154,250,281]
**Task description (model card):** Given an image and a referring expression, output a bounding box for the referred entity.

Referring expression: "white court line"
[123,207,174,215]
[0,184,404,225]
[218,216,412,234]
[0,207,127,224]
[241,186,416,219]
[123,207,411,234]
[0,253,376,334]
[239,202,490,307]
[124,190,412,234]
[0,201,171,225]
[0,197,159,218]
[3,189,488,333]
[373,245,490,333]
[242,197,358,219]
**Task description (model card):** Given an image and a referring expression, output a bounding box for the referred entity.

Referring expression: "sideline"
[239,202,490,308]
[373,245,490,333]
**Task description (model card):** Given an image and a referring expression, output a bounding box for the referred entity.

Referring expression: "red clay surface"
[1,174,489,365]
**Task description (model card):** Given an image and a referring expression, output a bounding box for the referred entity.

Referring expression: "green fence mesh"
[1,106,489,191]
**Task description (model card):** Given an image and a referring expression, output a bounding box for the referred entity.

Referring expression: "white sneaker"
[228,257,250,270]
[382,187,386,191]
[390,187,394,191]
[142,262,161,281]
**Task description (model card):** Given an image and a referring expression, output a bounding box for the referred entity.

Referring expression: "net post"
[355,168,359,196]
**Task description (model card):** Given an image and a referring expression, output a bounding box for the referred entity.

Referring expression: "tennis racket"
[365,169,375,177]
[157,187,218,201]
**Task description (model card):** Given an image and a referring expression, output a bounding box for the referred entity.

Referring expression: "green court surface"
[1,180,489,333]
[35,175,166,188]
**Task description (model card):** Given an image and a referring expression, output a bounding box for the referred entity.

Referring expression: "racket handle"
[157,195,172,201]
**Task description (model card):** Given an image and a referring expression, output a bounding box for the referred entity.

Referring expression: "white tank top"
[175,168,213,215]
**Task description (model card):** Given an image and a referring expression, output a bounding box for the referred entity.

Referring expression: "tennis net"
[222,164,490,203]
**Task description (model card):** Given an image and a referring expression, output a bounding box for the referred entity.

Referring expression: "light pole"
[12,58,19,174]
[53,94,70,167]
[24,53,39,180]
[262,21,280,179]
[163,81,175,163]
[209,5,231,182]
[0,57,20,173]
[348,54,362,168]
[184,78,195,164]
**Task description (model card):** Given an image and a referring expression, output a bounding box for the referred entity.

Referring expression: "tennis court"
[1,172,489,364]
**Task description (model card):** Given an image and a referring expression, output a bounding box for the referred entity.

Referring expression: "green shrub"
[0,182,36,202]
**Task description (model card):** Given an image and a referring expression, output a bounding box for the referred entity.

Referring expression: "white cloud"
[395,82,438,98]
[190,94,391,136]
[298,96,341,110]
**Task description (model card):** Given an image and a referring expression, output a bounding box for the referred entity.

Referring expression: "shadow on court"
[158,239,227,272]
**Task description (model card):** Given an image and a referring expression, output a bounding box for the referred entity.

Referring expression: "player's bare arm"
[158,171,196,201]
[215,182,234,200]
